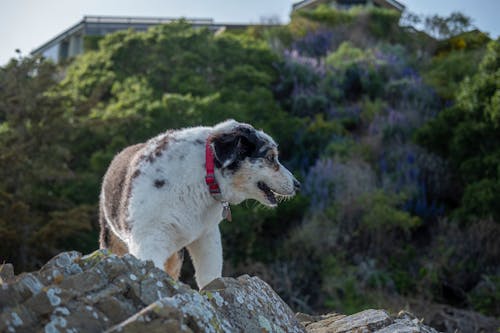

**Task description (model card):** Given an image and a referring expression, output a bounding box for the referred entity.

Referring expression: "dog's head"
[210,120,300,207]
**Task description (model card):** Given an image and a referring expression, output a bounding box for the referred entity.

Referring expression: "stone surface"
[203,275,306,333]
[0,250,445,333]
[299,310,442,333]
[406,302,500,333]
[0,263,14,282]
[0,250,306,333]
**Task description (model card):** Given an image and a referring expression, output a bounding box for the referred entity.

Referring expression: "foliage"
[423,12,472,40]
[1,9,498,321]
[467,275,500,316]
[0,57,93,270]
[417,39,500,221]
[295,5,401,40]
[435,30,490,55]
[360,190,421,234]
[422,49,484,100]
[295,4,354,27]
[293,29,334,58]
[426,218,500,315]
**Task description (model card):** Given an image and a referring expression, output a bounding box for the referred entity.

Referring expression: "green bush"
[322,255,376,314]
[417,39,500,221]
[0,57,93,269]
[295,4,354,27]
[423,49,485,100]
[467,275,500,316]
[296,5,400,41]
[360,191,421,234]
[326,42,376,68]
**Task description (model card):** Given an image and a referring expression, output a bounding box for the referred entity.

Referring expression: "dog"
[99,119,300,289]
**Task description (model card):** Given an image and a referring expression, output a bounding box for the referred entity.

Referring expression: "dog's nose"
[293,178,301,192]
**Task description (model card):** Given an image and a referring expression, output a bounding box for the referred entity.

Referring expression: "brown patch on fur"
[99,143,145,241]
[164,251,184,281]
[140,131,173,164]
[99,202,129,256]
[107,232,129,256]
[153,132,171,158]
[154,179,166,188]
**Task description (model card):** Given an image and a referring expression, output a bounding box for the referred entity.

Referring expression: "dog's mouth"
[257,181,278,206]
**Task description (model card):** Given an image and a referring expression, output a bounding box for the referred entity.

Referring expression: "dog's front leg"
[187,226,222,289]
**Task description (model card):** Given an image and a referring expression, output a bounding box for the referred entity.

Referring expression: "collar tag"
[222,201,232,222]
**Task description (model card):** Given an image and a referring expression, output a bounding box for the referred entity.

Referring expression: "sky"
[0,0,499,66]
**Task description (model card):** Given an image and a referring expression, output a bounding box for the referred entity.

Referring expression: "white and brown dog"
[99,120,300,289]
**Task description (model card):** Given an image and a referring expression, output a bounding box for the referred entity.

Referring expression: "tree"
[0,57,92,270]
[424,12,473,40]
[417,39,500,221]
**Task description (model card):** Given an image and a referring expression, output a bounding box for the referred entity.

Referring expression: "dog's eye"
[266,154,275,163]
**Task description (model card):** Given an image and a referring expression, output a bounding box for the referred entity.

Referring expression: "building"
[292,0,405,12]
[30,16,258,63]
[32,1,406,63]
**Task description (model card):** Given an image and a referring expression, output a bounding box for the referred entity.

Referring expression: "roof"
[31,15,275,56]
[292,0,405,12]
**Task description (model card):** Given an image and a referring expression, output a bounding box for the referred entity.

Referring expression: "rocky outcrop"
[0,250,441,333]
[0,250,304,333]
[298,310,441,333]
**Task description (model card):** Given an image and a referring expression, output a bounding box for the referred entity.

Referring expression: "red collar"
[205,138,232,221]
[205,139,222,198]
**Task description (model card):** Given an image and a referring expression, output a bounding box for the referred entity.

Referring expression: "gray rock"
[38,251,83,284]
[59,268,108,294]
[0,273,44,309]
[303,309,393,333]
[0,250,443,333]
[95,295,137,323]
[299,309,441,333]
[204,275,307,333]
[0,263,14,282]
[105,298,195,333]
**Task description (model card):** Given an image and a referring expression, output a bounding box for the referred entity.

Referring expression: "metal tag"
[222,202,232,222]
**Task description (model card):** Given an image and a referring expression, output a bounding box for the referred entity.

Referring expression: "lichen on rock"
[0,250,443,333]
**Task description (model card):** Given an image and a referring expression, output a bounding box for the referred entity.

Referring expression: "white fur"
[102,120,298,289]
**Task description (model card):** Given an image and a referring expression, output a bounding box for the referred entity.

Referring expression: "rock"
[0,263,14,282]
[0,250,443,333]
[107,275,306,333]
[298,309,440,333]
[406,301,500,333]
[301,309,393,333]
[203,275,306,333]
[0,250,307,332]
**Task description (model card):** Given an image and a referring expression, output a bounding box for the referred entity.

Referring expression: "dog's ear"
[212,128,257,169]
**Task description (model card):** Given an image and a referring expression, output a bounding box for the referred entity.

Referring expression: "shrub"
[274,54,327,117]
[304,157,376,211]
[360,191,421,235]
[293,29,334,58]
[467,275,500,317]
[416,39,500,221]
[322,255,376,314]
[326,42,377,68]
[296,4,354,27]
[423,49,485,100]
[428,218,500,308]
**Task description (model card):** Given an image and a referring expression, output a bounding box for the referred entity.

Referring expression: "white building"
[31,16,258,63]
